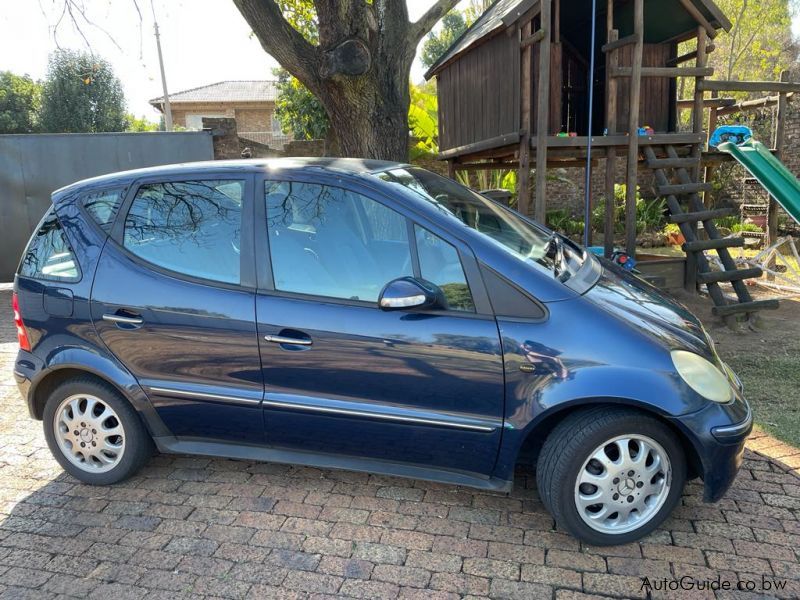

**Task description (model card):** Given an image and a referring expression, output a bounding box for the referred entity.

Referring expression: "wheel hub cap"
[574,434,671,535]
[53,394,126,474]
[618,477,636,495]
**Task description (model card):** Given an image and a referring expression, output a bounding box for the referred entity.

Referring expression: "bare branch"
[407,0,461,45]
[232,0,321,92]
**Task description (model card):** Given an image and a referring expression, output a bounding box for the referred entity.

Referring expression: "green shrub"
[731,222,763,233]
[546,209,584,236]
[592,184,666,235]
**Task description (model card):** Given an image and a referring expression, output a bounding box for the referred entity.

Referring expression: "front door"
[91,176,264,443]
[255,177,505,476]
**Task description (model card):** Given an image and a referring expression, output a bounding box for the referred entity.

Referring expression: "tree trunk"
[320,63,411,160]
[232,0,459,163]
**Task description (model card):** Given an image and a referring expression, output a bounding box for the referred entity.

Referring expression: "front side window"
[123,180,243,284]
[265,181,412,301]
[375,167,586,282]
[415,226,474,312]
[19,207,80,281]
[82,189,124,231]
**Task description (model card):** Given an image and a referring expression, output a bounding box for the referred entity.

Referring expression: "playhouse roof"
[424,0,732,79]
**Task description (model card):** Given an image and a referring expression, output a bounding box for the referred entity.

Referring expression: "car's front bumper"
[670,396,752,503]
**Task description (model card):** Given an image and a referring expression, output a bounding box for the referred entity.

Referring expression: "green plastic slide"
[717,139,800,225]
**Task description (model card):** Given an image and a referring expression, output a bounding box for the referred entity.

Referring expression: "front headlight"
[671,350,733,403]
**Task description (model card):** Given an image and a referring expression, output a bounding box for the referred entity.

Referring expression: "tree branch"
[407,0,461,45]
[232,0,321,91]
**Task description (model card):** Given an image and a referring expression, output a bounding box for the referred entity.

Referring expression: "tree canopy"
[0,71,41,134]
[274,68,329,141]
[712,0,798,82]
[39,49,127,133]
[420,11,467,70]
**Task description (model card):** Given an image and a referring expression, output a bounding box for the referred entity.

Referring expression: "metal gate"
[0,131,214,281]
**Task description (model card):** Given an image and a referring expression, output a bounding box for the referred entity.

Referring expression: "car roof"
[53,157,406,196]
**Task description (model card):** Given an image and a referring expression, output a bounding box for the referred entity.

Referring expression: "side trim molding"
[148,386,261,406]
[262,397,498,432]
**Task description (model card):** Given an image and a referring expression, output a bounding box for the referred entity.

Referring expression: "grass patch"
[718,339,800,448]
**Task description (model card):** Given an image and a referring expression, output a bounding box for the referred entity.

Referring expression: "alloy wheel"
[53,393,126,473]
[574,434,671,535]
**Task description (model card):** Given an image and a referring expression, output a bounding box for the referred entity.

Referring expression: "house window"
[185,114,226,130]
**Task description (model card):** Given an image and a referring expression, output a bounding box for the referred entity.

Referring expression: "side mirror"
[378,277,439,311]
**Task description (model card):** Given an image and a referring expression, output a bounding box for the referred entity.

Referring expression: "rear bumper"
[13,349,44,419]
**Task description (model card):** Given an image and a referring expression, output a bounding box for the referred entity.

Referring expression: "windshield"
[374,166,584,280]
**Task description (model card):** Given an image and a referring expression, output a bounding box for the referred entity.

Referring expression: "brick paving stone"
[489,578,553,599]
[404,550,462,573]
[372,564,431,588]
[546,549,606,572]
[352,542,406,565]
[0,287,798,599]
[339,578,400,599]
[583,572,648,599]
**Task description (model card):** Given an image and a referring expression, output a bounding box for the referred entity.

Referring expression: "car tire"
[43,377,153,485]
[537,406,686,546]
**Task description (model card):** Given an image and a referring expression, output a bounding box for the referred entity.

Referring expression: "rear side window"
[123,180,244,284]
[19,208,81,282]
[81,189,124,231]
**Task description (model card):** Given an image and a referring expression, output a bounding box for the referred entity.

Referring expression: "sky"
[2,1,799,121]
[0,0,464,121]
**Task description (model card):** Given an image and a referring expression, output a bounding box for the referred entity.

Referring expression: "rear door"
[91,174,264,443]
[254,173,505,477]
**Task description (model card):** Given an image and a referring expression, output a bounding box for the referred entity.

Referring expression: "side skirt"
[153,436,514,493]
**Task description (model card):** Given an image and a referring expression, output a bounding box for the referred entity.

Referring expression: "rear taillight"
[12,293,31,351]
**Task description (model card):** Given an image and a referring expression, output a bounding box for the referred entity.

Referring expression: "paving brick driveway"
[0,287,798,599]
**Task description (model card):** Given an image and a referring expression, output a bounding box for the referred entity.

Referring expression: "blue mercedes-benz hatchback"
[13,158,751,545]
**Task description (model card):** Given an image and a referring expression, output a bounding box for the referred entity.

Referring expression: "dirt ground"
[675,286,800,447]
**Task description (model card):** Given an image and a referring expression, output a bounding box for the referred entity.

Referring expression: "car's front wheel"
[537,406,686,545]
[43,377,153,485]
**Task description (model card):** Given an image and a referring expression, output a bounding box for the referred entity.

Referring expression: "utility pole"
[151,0,173,131]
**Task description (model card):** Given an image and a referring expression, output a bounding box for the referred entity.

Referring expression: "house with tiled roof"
[149,80,290,148]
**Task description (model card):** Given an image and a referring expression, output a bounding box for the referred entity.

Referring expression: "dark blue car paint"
[13,159,752,501]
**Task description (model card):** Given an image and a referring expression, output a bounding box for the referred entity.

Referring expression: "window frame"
[76,185,130,234]
[110,172,257,290]
[254,170,493,316]
[17,206,83,283]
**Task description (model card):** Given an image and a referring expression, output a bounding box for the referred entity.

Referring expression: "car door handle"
[264,334,313,346]
[102,313,144,325]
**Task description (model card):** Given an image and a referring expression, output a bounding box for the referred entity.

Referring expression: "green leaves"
[39,50,127,133]
[420,11,467,70]
[408,82,438,160]
[0,71,41,134]
[274,68,329,141]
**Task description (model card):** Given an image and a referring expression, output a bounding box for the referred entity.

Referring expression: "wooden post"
[703,91,718,208]
[518,19,533,216]
[604,13,618,258]
[770,70,789,247]
[624,0,643,256]
[447,160,457,180]
[684,26,708,293]
[766,69,789,280]
[533,0,552,223]
[692,27,708,183]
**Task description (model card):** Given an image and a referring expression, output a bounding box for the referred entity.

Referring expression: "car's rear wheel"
[43,377,153,485]
[536,406,686,545]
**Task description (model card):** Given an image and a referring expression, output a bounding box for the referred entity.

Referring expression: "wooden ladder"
[643,144,779,322]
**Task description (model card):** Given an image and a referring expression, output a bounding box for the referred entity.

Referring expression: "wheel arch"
[509,399,703,482]
[29,353,170,438]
